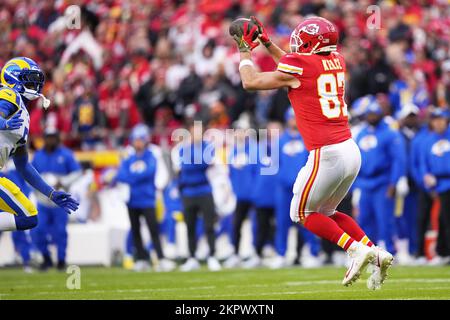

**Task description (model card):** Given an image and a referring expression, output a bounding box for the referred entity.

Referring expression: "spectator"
[31,128,82,271]
[224,122,257,268]
[172,121,221,272]
[271,108,321,269]
[420,108,450,265]
[115,124,175,272]
[354,99,407,254]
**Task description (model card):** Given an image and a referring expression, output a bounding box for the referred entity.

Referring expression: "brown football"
[229,18,259,41]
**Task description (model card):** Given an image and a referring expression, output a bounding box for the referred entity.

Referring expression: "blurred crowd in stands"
[1,0,450,270]
[0,0,448,148]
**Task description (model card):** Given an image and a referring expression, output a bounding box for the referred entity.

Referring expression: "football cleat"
[342,243,376,286]
[155,258,176,272]
[133,260,151,272]
[367,247,394,290]
[223,254,241,269]
[207,257,222,272]
[241,255,262,269]
[267,255,286,269]
[180,258,200,272]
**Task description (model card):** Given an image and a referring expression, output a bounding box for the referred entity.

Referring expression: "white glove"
[396,176,409,197]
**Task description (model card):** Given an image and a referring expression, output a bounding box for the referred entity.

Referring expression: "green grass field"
[1,266,450,300]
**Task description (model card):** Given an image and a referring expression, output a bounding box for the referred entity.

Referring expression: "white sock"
[0,213,17,231]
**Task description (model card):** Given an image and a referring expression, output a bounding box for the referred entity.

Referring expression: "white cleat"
[267,255,286,269]
[302,255,323,268]
[155,258,176,272]
[207,257,222,272]
[428,255,450,266]
[342,243,376,287]
[223,254,241,269]
[367,246,394,290]
[133,260,151,272]
[180,258,201,272]
[242,255,262,269]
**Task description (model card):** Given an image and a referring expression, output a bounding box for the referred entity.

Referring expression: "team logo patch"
[358,135,378,151]
[301,23,320,35]
[431,139,450,157]
[282,140,305,156]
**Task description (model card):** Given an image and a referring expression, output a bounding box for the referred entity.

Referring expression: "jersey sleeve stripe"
[277,63,303,75]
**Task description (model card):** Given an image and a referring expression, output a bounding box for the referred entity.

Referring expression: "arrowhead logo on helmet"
[290,17,339,55]
[301,23,320,35]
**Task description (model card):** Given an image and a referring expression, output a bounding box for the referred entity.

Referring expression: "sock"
[330,211,374,247]
[304,212,355,251]
[0,213,17,231]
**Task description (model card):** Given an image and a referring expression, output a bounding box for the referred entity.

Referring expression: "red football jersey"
[277,51,351,151]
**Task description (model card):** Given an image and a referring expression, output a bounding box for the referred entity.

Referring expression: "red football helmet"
[290,17,339,54]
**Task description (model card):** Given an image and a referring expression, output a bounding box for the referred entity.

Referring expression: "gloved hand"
[230,19,260,52]
[50,190,79,214]
[396,176,409,197]
[424,174,437,189]
[0,111,23,130]
[251,16,271,47]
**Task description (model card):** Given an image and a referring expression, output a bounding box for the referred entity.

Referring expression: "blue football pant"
[276,183,320,257]
[31,204,68,262]
[358,185,397,253]
[396,191,418,254]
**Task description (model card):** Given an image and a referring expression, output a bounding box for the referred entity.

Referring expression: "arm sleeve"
[13,148,54,198]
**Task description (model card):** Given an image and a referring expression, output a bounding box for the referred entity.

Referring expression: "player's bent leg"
[302,212,375,286]
[0,177,38,231]
[330,212,374,247]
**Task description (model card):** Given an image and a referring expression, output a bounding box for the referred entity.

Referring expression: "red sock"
[304,212,355,251]
[330,211,374,247]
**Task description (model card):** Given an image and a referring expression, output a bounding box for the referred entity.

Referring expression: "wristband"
[239,59,254,70]
[263,40,272,48]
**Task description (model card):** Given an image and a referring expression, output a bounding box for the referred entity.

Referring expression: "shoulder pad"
[278,54,304,75]
[0,87,20,109]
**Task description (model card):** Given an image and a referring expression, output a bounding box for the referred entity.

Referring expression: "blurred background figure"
[270,108,321,269]
[354,99,407,255]
[115,124,174,272]
[31,128,82,271]
[242,122,280,269]
[224,119,257,269]
[172,121,221,272]
[395,103,421,265]
[420,109,450,266]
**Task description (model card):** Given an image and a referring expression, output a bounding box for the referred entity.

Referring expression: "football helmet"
[290,17,339,54]
[1,57,49,107]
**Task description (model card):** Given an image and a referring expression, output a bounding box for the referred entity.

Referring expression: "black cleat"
[57,260,66,271]
[39,255,53,271]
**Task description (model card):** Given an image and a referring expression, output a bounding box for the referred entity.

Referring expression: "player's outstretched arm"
[12,146,79,214]
[239,51,299,90]
[251,16,286,64]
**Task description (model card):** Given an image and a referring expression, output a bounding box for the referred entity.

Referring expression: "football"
[229,17,259,41]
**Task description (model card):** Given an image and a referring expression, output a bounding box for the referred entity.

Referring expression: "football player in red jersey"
[231,16,394,289]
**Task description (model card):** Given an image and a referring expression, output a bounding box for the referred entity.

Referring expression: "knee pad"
[15,215,38,231]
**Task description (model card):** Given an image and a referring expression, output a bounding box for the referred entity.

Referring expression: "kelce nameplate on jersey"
[322,59,343,71]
